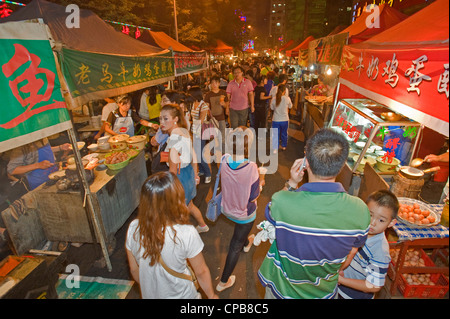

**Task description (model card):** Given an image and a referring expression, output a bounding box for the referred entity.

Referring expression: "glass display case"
[328,99,423,174]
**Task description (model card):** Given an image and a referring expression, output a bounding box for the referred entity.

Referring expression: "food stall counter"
[33,151,147,245]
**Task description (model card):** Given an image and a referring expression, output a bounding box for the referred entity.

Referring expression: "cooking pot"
[127,135,147,151]
[399,166,440,180]
[108,134,129,151]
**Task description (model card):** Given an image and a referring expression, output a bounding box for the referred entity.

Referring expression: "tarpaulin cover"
[339,3,408,44]
[286,36,315,58]
[0,0,167,56]
[139,30,193,52]
[208,39,233,53]
[278,39,294,52]
[339,0,449,136]
[1,0,175,107]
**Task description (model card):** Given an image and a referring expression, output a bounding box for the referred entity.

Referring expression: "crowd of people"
[1,56,448,300]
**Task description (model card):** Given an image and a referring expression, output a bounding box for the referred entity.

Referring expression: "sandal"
[243,234,255,252]
[216,275,236,292]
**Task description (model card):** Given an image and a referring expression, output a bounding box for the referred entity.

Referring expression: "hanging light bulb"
[326,68,332,75]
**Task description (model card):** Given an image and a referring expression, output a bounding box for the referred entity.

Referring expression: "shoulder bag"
[158,255,199,290]
[206,160,222,222]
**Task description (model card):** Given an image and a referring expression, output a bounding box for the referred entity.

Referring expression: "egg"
[428,216,436,223]
[421,218,430,224]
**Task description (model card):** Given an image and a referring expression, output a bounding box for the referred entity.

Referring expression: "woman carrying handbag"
[215,126,261,292]
[126,171,218,299]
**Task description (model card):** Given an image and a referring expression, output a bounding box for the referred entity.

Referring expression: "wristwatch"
[285,180,298,192]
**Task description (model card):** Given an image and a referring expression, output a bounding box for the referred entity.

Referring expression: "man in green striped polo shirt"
[258,128,371,299]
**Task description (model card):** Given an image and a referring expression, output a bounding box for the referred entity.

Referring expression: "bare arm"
[126,248,140,284]
[340,246,358,272]
[338,275,382,294]
[188,252,218,299]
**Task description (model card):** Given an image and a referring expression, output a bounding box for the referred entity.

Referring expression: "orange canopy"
[286,36,315,57]
[278,39,294,52]
[208,39,233,53]
[138,30,193,52]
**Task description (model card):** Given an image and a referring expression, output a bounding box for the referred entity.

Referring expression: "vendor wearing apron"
[7,139,70,190]
[104,94,158,137]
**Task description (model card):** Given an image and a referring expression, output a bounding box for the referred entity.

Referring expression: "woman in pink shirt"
[216,126,260,292]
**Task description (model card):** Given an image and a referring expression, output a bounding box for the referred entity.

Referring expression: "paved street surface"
[64,121,306,299]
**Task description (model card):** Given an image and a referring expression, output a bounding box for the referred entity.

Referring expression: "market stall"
[335,1,449,297]
[1,0,173,272]
[302,4,409,140]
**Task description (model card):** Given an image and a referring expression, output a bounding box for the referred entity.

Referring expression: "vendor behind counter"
[6,138,70,191]
[104,94,158,137]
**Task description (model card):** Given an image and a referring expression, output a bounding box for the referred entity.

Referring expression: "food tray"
[397,197,440,228]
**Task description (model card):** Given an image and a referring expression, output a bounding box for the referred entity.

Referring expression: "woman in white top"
[160,104,209,233]
[270,84,292,152]
[188,86,212,184]
[126,171,217,299]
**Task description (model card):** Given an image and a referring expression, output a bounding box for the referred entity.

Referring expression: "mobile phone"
[298,158,307,172]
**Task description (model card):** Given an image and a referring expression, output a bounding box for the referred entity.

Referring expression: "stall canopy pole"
[67,127,112,271]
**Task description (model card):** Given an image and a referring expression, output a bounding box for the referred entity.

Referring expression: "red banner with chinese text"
[339,44,449,136]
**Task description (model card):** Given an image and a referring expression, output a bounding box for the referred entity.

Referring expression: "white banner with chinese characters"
[339,45,449,137]
[0,20,72,153]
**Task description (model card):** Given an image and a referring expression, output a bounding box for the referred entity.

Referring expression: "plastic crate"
[388,248,434,280]
[398,273,449,298]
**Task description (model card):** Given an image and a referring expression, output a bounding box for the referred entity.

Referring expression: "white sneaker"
[204,176,212,184]
[196,225,209,233]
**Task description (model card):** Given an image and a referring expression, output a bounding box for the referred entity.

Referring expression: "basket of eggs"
[396,197,440,227]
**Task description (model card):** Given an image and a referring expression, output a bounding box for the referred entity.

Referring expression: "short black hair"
[210,76,221,83]
[278,74,287,84]
[367,190,399,219]
[305,128,349,178]
[187,86,204,102]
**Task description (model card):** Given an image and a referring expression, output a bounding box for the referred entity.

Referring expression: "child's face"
[367,201,397,236]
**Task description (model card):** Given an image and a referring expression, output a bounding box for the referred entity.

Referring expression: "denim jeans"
[199,138,211,177]
[272,121,289,149]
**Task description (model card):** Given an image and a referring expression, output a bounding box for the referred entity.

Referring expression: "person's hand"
[150,123,159,130]
[289,158,307,185]
[424,154,442,163]
[94,132,101,140]
[251,106,255,113]
[36,160,54,170]
[59,143,71,151]
[195,174,200,185]
[150,136,159,147]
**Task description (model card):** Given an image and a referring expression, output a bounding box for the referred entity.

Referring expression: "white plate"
[355,141,366,149]
[397,197,440,228]
[83,153,99,161]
